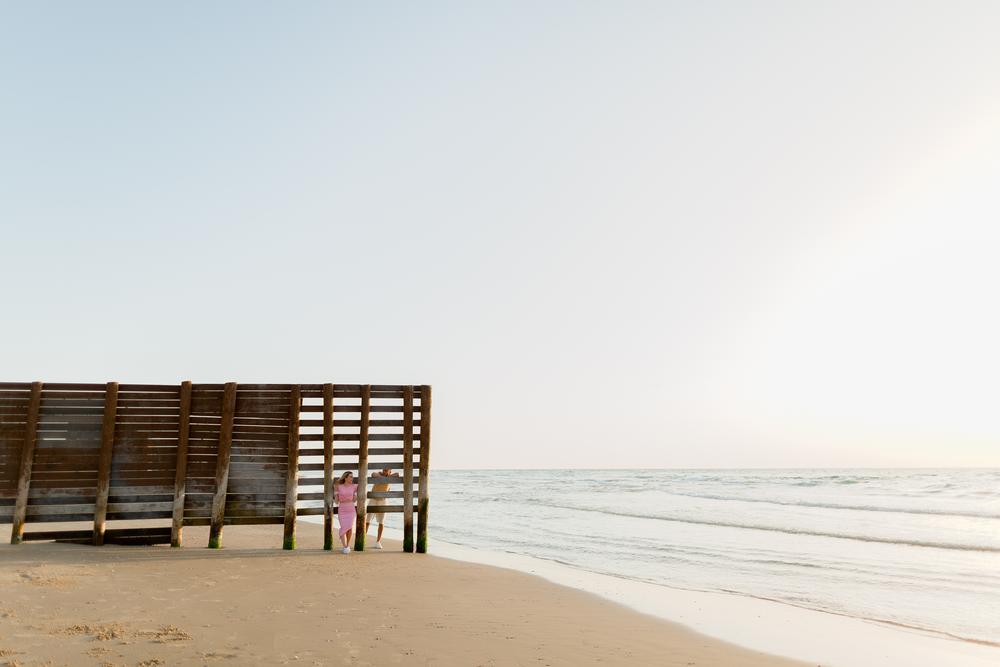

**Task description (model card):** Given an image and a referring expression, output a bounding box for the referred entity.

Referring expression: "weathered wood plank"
[116,384,180,392]
[354,385,370,552]
[171,381,192,547]
[370,490,405,499]
[116,391,181,399]
[10,382,42,544]
[403,385,415,552]
[113,399,182,408]
[0,382,32,390]
[29,484,172,498]
[417,385,432,553]
[38,383,107,391]
[208,382,237,548]
[298,474,420,486]
[301,446,420,458]
[322,383,334,551]
[299,432,423,442]
[295,504,416,517]
[92,382,119,546]
[189,516,285,527]
[301,405,421,414]
[34,391,104,399]
[282,386,301,550]
[299,418,421,428]
[23,526,172,542]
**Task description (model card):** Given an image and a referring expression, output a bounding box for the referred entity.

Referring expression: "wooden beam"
[208,382,237,549]
[416,384,432,553]
[354,384,370,552]
[322,383,334,551]
[282,386,301,550]
[402,385,415,553]
[93,382,119,546]
[10,381,42,545]
[170,381,193,547]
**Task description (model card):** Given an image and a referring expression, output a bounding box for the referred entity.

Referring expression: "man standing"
[366,467,399,549]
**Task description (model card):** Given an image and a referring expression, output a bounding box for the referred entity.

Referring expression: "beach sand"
[0,520,806,666]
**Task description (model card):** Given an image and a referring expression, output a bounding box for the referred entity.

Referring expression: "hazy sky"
[3,2,999,468]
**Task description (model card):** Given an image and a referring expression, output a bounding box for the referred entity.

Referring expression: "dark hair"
[337,471,354,484]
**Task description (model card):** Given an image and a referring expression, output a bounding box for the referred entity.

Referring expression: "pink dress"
[336,483,358,536]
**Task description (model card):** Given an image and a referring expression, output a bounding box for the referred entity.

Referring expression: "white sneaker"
[341,547,350,554]
[374,542,383,550]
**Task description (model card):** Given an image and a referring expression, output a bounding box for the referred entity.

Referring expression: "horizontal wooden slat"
[298,433,421,442]
[106,511,173,520]
[26,504,96,515]
[295,504,415,516]
[115,415,182,424]
[39,399,108,408]
[23,526,172,541]
[29,480,100,489]
[117,384,180,392]
[183,516,285,526]
[108,501,173,512]
[365,476,414,485]
[364,505,415,513]
[38,383,107,391]
[299,405,421,413]
[114,400,181,409]
[294,507,324,516]
[116,390,180,399]
[233,385,294,391]
[302,447,420,457]
[297,476,419,486]
[25,513,98,522]
[29,485,173,497]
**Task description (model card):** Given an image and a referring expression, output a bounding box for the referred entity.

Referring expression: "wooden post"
[170,381,193,547]
[93,382,119,546]
[322,383,334,551]
[282,386,301,550]
[10,381,42,545]
[402,385,415,553]
[354,385,370,552]
[208,382,237,549]
[416,385,432,553]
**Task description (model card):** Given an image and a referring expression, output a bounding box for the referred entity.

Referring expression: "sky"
[2,2,999,468]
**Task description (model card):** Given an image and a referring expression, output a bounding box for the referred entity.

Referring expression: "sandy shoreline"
[0,520,806,666]
[418,530,1000,667]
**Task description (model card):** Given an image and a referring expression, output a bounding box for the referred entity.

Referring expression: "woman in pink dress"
[335,471,358,553]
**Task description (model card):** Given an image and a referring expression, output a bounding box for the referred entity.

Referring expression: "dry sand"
[0,521,807,666]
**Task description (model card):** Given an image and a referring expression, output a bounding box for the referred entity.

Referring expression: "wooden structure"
[0,382,430,552]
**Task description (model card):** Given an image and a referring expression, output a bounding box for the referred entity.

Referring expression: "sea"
[377,469,1000,648]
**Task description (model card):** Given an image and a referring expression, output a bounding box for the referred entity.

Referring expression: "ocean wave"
[661,491,1000,520]
[534,502,1000,553]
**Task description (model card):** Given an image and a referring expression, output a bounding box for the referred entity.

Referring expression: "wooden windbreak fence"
[0,382,431,553]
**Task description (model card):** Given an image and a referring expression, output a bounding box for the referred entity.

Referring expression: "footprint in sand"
[16,569,77,589]
[201,651,239,660]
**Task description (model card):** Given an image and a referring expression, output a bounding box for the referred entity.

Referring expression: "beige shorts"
[368,499,386,524]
